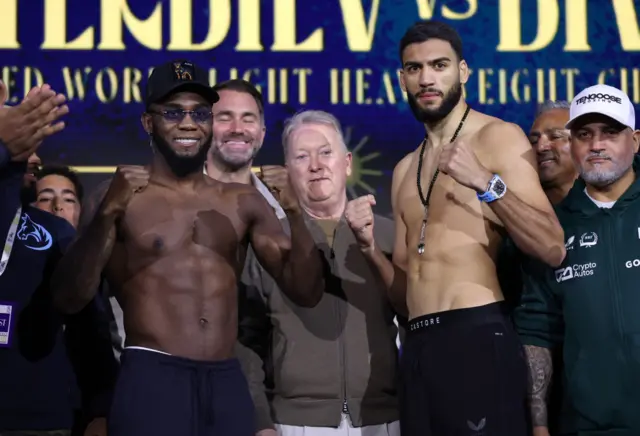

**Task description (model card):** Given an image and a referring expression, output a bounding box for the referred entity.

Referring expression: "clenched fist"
[257,165,300,214]
[438,139,492,193]
[0,81,69,161]
[345,194,376,251]
[100,165,150,217]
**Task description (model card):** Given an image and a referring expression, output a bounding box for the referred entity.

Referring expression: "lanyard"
[0,206,22,276]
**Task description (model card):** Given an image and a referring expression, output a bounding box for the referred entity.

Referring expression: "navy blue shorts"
[400,302,531,436]
[108,348,255,436]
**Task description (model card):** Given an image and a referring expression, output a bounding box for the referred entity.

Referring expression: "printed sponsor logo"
[575,93,622,105]
[17,213,52,251]
[565,235,575,250]
[625,259,640,269]
[579,232,598,247]
[555,262,596,283]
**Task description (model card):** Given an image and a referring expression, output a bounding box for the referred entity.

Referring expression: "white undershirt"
[584,188,616,209]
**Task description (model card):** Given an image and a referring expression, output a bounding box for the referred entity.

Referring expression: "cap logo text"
[575,93,622,105]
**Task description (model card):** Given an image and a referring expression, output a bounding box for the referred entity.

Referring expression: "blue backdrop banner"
[1,0,639,213]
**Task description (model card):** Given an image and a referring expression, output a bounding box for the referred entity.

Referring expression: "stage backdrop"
[1,0,639,214]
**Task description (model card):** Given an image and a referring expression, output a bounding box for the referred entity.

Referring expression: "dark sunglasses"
[149,109,213,124]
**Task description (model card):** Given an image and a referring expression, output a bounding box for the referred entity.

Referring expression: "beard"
[408,81,463,124]
[151,130,212,178]
[210,139,259,172]
[579,152,633,188]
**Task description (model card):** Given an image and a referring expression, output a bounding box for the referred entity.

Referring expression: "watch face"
[493,179,506,196]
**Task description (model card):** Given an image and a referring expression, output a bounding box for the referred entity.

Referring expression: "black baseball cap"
[145,60,219,109]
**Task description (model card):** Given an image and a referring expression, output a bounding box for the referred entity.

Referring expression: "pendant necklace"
[416,105,471,255]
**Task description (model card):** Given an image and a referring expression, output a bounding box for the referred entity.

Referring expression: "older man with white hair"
[240,110,402,436]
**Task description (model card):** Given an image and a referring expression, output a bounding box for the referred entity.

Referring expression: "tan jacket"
[237,212,401,430]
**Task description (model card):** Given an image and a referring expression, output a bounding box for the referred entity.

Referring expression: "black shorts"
[400,302,531,436]
[108,348,255,436]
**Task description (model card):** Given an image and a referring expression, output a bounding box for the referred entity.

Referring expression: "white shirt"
[584,188,616,209]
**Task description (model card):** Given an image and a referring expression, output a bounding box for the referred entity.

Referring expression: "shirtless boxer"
[345,22,565,435]
[50,60,324,436]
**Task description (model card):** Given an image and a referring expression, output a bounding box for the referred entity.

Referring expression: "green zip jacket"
[514,159,640,436]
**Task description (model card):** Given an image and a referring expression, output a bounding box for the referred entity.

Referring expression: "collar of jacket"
[298,203,351,241]
[300,205,347,225]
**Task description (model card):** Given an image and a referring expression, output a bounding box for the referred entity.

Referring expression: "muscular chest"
[398,152,500,246]
[119,187,246,258]
[398,161,476,223]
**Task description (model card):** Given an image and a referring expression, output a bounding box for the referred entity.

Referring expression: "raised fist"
[100,165,150,217]
[0,82,69,161]
[438,139,492,192]
[345,194,376,251]
[257,165,301,213]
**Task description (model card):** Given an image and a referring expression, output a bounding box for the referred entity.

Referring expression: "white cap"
[566,84,635,130]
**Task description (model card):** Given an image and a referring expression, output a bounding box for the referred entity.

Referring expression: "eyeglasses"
[149,109,213,124]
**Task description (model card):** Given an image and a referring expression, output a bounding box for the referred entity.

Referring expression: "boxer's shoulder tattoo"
[524,345,553,427]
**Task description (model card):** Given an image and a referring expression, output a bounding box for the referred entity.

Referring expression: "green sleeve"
[513,257,564,350]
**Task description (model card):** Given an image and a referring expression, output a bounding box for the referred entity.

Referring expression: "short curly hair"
[35,164,84,204]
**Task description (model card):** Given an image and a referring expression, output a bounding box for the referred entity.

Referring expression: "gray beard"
[210,145,258,172]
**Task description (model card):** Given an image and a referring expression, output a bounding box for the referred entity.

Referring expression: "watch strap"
[477,174,506,203]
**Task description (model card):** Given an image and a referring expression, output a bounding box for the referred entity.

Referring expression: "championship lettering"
[1,0,640,52]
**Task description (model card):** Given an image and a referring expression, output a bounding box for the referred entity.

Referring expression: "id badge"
[0,303,14,348]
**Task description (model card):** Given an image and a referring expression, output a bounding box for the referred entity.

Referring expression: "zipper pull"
[330,225,338,259]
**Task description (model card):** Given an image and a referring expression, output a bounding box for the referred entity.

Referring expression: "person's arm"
[78,178,112,233]
[476,122,566,267]
[524,345,553,435]
[238,249,272,359]
[361,154,412,316]
[0,140,10,167]
[0,83,68,224]
[15,217,75,362]
[237,248,275,432]
[51,180,117,314]
[51,217,119,424]
[62,201,119,417]
[80,179,126,353]
[0,143,24,243]
[513,257,564,434]
[64,295,120,421]
[247,190,324,308]
[0,139,24,201]
[236,340,274,432]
